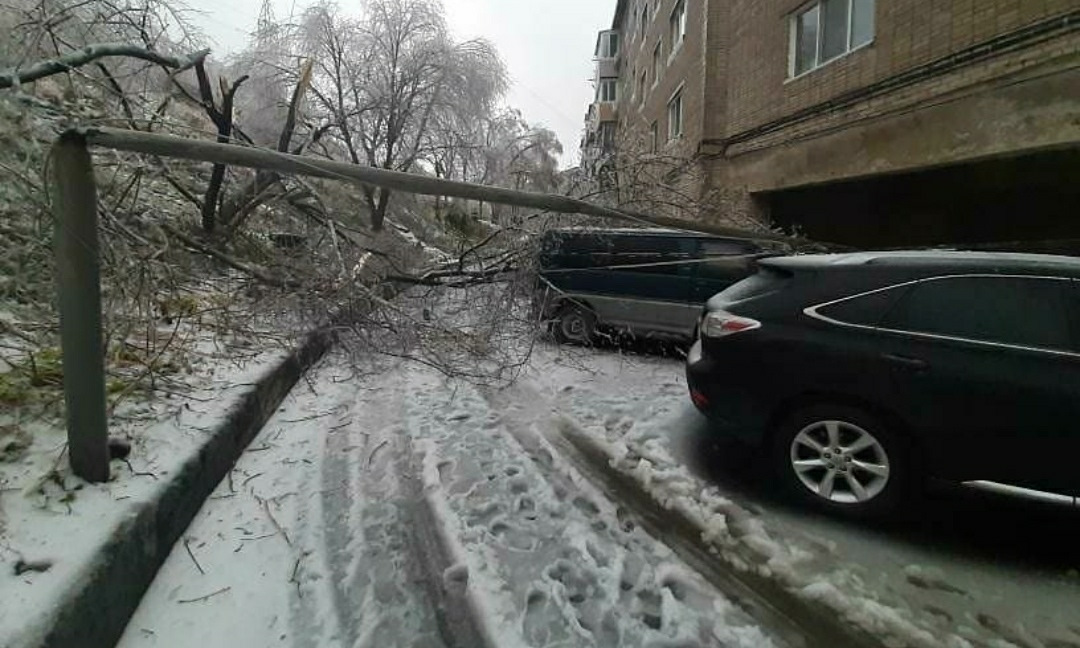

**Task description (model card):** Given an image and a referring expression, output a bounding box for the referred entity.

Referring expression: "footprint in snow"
[634,589,663,630]
[507,477,531,494]
[522,589,572,646]
[517,496,537,520]
[572,496,601,516]
[436,460,454,484]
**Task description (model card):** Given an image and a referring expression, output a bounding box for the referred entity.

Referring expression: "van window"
[607,235,693,275]
[700,240,748,257]
[883,276,1072,351]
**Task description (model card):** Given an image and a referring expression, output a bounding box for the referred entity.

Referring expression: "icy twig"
[258,496,291,547]
[182,538,204,575]
[280,411,333,423]
[177,587,230,604]
[367,440,389,467]
[122,459,158,480]
[289,557,303,599]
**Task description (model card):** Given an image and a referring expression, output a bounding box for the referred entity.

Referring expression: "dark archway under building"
[765,148,1080,253]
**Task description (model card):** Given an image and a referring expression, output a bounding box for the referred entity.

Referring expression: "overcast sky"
[183,0,614,169]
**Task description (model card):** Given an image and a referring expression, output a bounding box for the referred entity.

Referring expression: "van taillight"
[701,310,761,338]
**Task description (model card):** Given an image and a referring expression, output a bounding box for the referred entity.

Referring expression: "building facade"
[581,0,1080,247]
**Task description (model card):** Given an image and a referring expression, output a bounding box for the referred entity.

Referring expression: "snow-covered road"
[119,343,1080,648]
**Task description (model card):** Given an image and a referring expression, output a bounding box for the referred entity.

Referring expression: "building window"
[640,2,649,40]
[667,88,683,140]
[599,78,617,102]
[650,121,659,152]
[669,0,687,53]
[600,32,619,58]
[652,40,663,86]
[791,0,875,76]
[600,121,617,151]
[639,70,647,105]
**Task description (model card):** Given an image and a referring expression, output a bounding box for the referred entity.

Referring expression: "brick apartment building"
[581,0,1080,247]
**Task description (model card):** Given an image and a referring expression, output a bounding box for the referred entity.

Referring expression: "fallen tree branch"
[160,223,300,289]
[1,44,211,89]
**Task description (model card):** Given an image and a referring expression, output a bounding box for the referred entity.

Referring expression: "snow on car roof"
[763,250,1080,272]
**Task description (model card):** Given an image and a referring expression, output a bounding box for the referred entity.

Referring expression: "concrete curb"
[38,327,334,648]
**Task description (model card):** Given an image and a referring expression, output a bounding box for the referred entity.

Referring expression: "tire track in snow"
[486,380,884,648]
[401,367,779,648]
[318,364,473,648]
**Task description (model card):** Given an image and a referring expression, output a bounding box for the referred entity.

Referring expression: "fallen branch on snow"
[177,587,230,604]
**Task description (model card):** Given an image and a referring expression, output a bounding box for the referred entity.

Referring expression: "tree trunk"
[218,63,317,231]
[195,65,248,233]
[365,187,391,232]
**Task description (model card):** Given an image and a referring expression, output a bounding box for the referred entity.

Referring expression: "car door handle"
[882,353,928,370]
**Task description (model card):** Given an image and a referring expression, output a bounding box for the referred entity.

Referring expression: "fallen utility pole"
[79,126,795,244]
[53,126,801,483]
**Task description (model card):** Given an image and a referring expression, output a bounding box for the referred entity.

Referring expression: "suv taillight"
[701,310,761,338]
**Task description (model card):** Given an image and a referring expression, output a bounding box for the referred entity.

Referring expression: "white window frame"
[605,32,620,58]
[599,78,617,103]
[667,85,684,141]
[668,0,687,61]
[788,0,875,79]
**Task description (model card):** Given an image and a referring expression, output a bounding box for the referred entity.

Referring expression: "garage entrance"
[766,148,1080,252]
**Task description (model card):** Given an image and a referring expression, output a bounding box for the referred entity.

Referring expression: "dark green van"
[537,228,780,344]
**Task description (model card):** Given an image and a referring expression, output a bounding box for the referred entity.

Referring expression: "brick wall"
[724,0,1080,139]
[614,0,708,159]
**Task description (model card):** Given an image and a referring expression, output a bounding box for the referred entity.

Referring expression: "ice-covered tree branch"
[0,43,211,89]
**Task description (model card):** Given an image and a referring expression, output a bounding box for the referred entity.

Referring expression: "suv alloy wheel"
[774,404,909,516]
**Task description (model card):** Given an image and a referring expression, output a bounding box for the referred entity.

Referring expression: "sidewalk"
[0,329,330,648]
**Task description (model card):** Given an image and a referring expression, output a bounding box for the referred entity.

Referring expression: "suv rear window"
[883,276,1073,351]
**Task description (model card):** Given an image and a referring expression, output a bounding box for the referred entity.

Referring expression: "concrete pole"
[51,132,110,483]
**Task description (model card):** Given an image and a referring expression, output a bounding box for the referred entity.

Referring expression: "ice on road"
[120,344,1080,648]
[119,353,775,648]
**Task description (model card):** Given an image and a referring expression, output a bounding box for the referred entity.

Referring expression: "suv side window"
[883,276,1073,351]
[816,286,910,327]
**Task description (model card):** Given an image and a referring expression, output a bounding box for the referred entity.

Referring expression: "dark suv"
[686,251,1080,515]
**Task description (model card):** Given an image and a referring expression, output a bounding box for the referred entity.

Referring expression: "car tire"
[553,304,597,345]
[772,404,910,518]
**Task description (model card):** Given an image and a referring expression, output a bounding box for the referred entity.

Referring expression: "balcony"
[595,102,618,123]
[596,57,618,79]
[594,30,620,78]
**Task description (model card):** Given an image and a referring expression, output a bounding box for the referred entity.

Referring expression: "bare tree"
[300,0,507,231]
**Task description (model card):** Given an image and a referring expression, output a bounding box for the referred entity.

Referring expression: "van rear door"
[690,239,757,304]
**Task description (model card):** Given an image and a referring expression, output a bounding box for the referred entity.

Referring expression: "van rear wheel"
[553,304,597,345]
